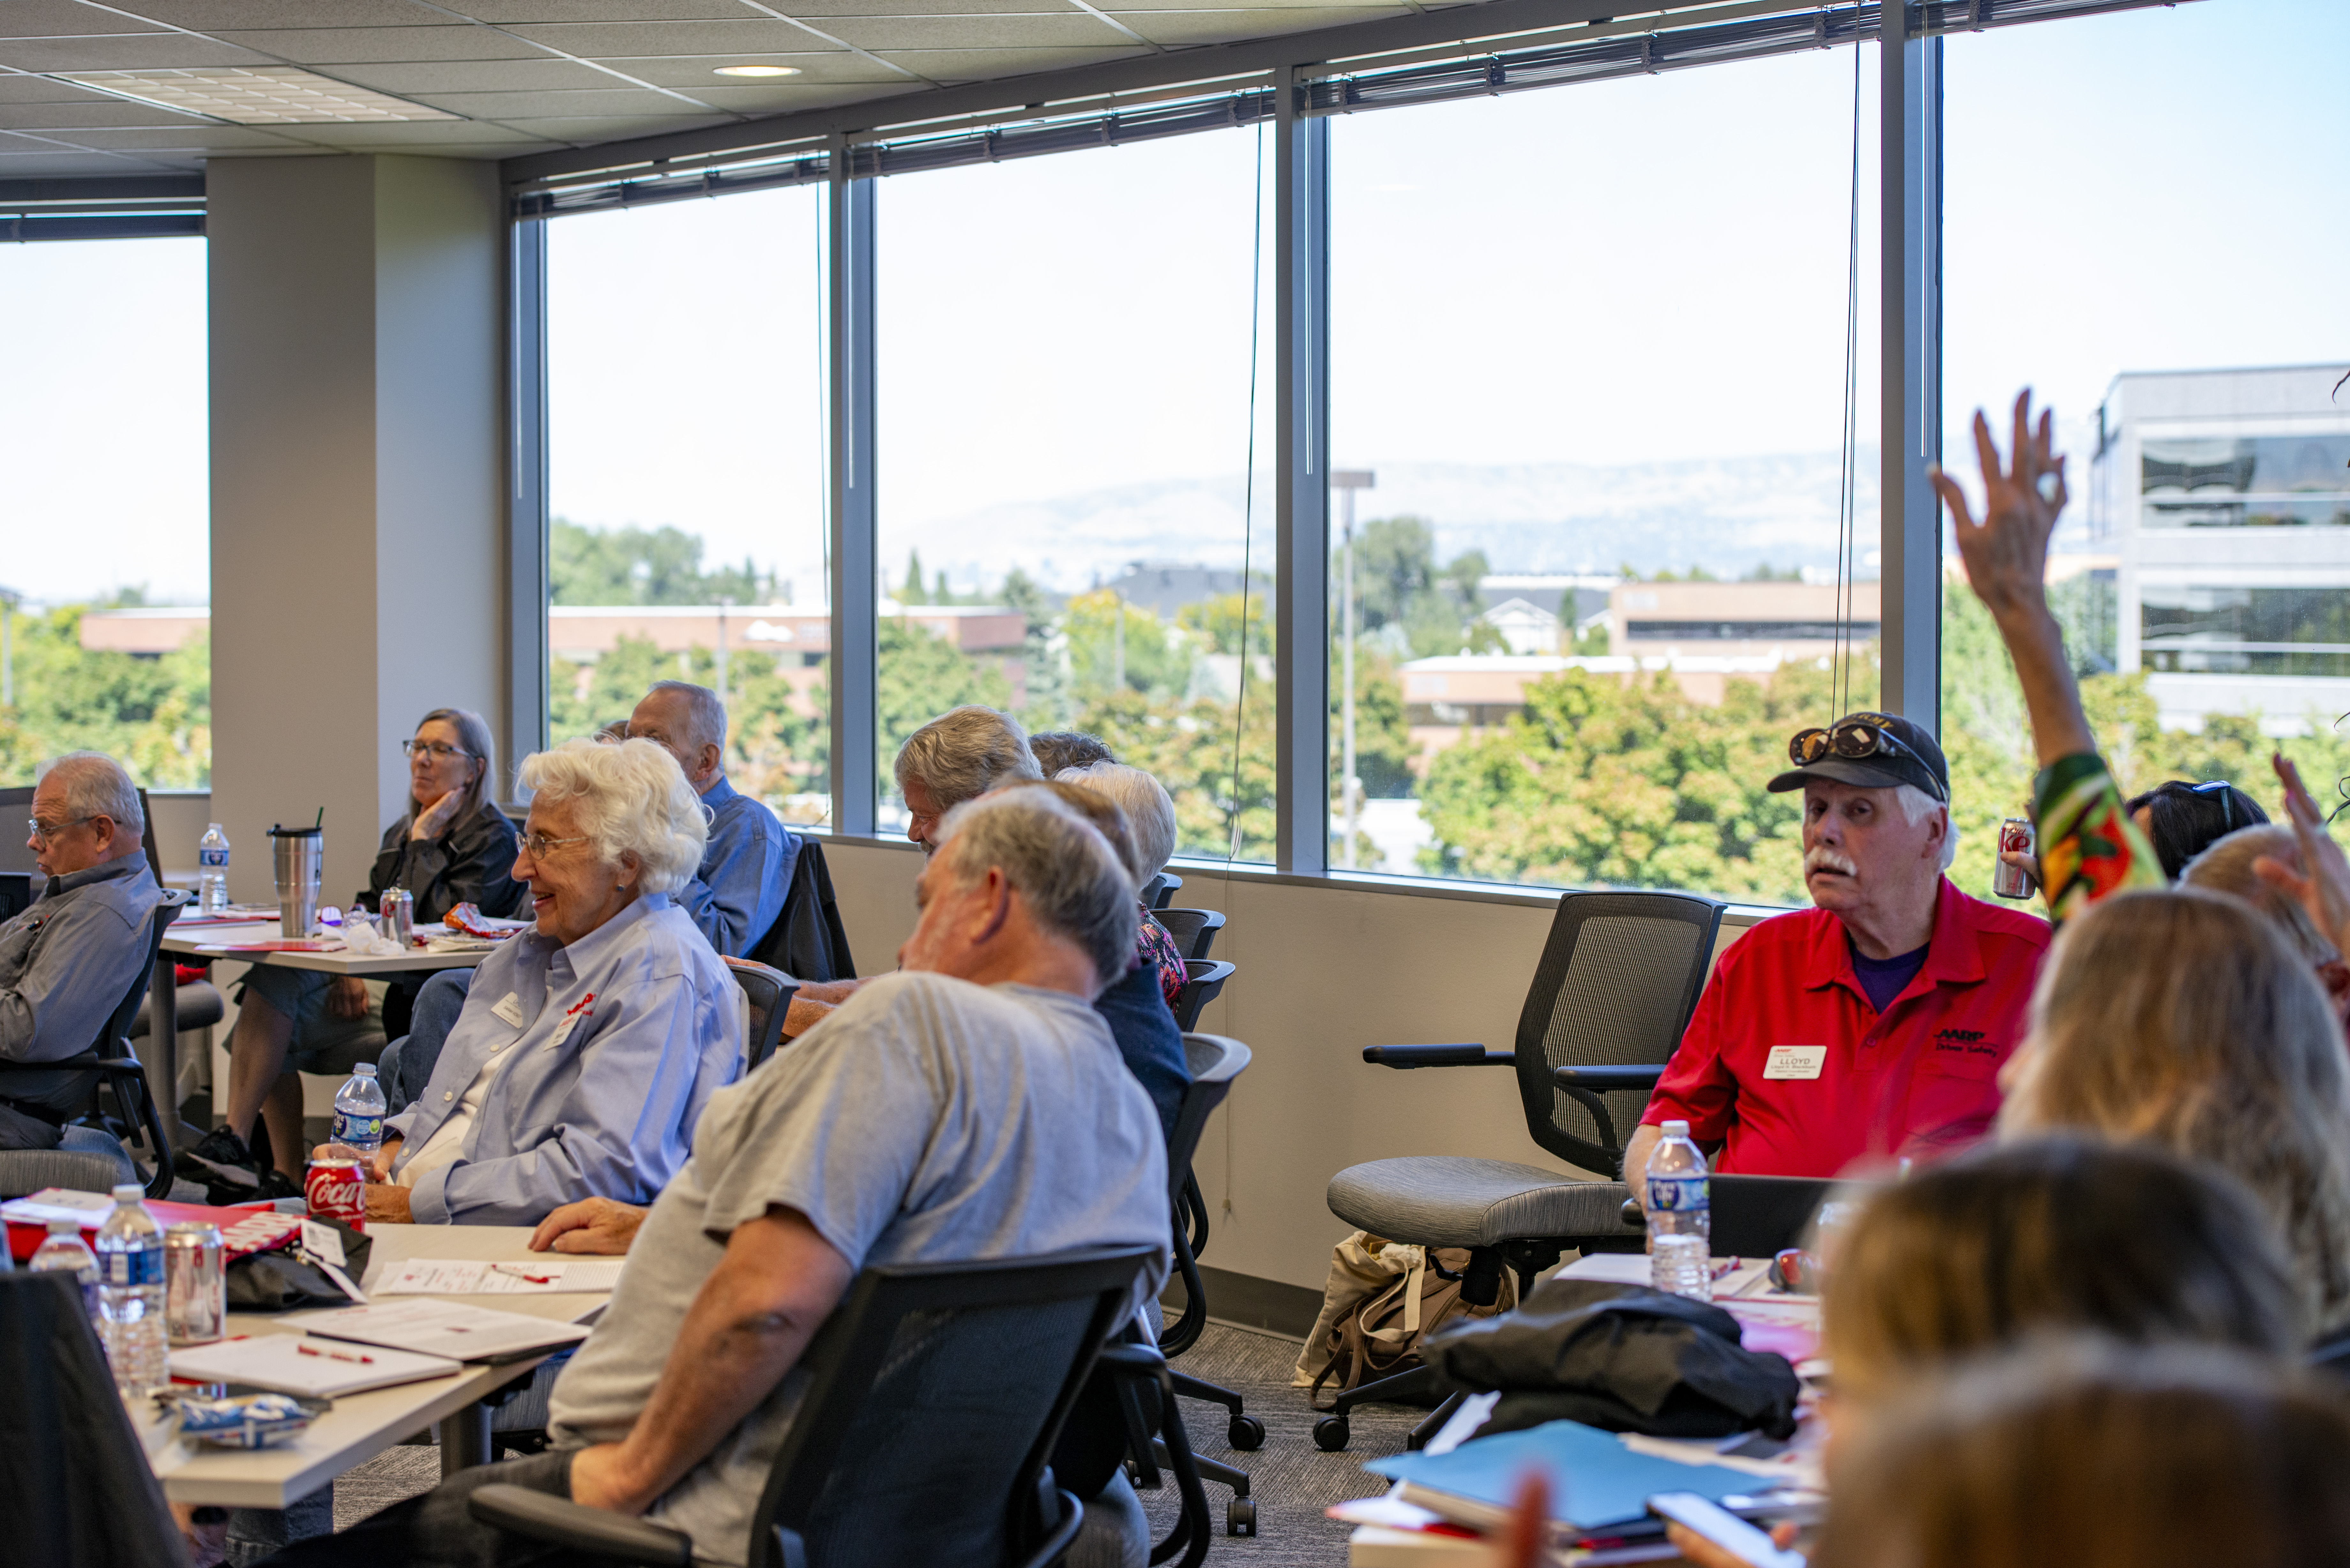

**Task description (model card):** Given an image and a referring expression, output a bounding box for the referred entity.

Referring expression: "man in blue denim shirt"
[628,681,792,958]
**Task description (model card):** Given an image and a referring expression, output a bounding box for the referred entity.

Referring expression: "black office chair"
[1313,889,1724,1450]
[723,957,799,1072]
[1143,872,1183,911]
[1145,1033,1259,1542]
[0,1272,188,1566]
[0,889,187,1199]
[1171,960,1232,1033]
[1151,908,1224,962]
[472,1245,1159,1568]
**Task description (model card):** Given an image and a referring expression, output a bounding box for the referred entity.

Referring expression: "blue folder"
[1364,1419,1759,1533]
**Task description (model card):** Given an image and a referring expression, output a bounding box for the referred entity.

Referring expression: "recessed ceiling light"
[53,67,457,124]
[713,64,803,78]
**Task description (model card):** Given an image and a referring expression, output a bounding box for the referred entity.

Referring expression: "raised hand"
[2257,752,2350,961]
[1932,390,2068,624]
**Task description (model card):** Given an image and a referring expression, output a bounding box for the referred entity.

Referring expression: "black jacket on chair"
[746,833,855,983]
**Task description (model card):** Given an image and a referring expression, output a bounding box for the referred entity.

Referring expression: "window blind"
[0,176,204,242]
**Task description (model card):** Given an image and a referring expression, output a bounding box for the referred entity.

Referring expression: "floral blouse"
[1137,908,1187,1011]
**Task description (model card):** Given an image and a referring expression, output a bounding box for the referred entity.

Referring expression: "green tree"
[1064,591,1196,702]
[0,603,211,789]
[876,616,1012,800]
[1075,686,1277,861]
[1351,516,1498,658]
[551,518,773,606]
[1176,589,1272,658]
[899,550,928,607]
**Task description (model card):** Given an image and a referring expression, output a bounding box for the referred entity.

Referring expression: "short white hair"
[642,681,727,757]
[45,751,142,835]
[1893,783,1959,872]
[1057,762,1177,883]
[895,705,1042,810]
[519,738,707,896]
[935,788,1138,990]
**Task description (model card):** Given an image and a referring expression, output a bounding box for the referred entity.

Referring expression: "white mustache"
[1805,846,1858,878]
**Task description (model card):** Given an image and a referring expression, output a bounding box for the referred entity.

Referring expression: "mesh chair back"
[1144,872,1183,911]
[95,890,187,1055]
[1164,1034,1250,1206]
[1152,908,1224,961]
[748,1247,1154,1568]
[1512,891,1723,1173]
[1171,959,1232,1033]
[723,957,797,1072]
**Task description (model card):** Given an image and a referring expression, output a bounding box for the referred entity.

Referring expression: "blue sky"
[4,0,2343,605]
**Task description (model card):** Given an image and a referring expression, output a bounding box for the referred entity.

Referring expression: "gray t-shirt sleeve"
[697,1000,936,1269]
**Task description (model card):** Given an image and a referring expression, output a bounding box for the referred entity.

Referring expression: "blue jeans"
[377,969,474,1116]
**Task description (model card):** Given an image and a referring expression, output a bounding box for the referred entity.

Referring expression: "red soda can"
[1994,817,2036,900]
[304,1157,367,1231]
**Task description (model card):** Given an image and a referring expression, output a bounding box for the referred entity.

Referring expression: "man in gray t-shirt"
[262,787,1171,1568]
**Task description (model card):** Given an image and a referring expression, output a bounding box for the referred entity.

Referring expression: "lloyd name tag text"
[1763,1045,1828,1080]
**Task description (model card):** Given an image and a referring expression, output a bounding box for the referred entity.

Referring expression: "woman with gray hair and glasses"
[191,706,530,1199]
[346,737,744,1225]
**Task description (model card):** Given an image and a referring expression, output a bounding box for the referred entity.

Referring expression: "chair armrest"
[1620,1198,1646,1230]
[0,1053,104,1073]
[1551,1064,1668,1091]
[1364,1045,1516,1069]
[466,1484,693,1566]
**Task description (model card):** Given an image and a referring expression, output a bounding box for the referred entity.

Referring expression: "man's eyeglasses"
[26,815,95,843]
[402,739,474,761]
[519,831,589,859]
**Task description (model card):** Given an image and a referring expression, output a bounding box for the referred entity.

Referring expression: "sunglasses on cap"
[1789,717,1931,772]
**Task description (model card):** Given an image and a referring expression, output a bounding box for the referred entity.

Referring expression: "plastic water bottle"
[1645,1119,1713,1301]
[31,1218,100,1324]
[332,1063,388,1157]
[94,1184,168,1394]
[198,823,231,914]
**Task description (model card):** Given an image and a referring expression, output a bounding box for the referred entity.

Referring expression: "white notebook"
[288,1299,592,1363]
[170,1335,465,1398]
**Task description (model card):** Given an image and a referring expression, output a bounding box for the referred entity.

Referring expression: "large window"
[544,188,830,823]
[1940,0,2350,893]
[874,131,1277,856]
[0,237,210,788]
[1331,50,1881,902]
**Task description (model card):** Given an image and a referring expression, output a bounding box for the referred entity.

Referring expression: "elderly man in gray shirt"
[262,786,1171,1568]
[0,752,163,1149]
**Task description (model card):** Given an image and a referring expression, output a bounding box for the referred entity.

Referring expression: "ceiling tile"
[207,26,551,64]
[257,117,557,145]
[0,100,206,128]
[0,1,163,38]
[820,14,1128,49]
[592,53,914,89]
[767,0,1073,13]
[462,3,762,20]
[35,123,314,148]
[0,36,277,70]
[1110,4,1401,41]
[322,57,617,93]
[0,72,119,102]
[692,78,932,110]
[494,111,734,139]
[869,44,1146,79]
[403,85,703,117]
[102,1,450,26]
[503,19,819,56]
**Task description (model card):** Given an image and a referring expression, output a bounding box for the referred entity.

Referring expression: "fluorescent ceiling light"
[713,64,802,78]
[54,67,457,124]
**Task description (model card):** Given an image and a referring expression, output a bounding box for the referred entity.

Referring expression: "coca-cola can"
[305,1157,368,1232]
[165,1222,225,1344]
[1994,817,2036,900]
[381,886,415,946]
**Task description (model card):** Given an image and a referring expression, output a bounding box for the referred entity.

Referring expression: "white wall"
[818,837,1760,1293]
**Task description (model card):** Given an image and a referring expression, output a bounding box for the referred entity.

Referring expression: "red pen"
[491,1263,558,1284]
[296,1342,375,1365]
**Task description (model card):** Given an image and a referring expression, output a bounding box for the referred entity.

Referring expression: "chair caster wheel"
[1313,1415,1351,1451]
[1227,1498,1256,1536]
[1228,1414,1266,1451]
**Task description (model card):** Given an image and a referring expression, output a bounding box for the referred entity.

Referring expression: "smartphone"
[1646,1492,1808,1568]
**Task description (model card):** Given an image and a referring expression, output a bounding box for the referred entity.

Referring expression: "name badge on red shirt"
[1763,1045,1827,1081]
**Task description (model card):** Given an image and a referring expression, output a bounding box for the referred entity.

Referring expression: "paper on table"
[374,1258,626,1296]
[2,1189,115,1225]
[169,1335,465,1398]
[1367,1419,1759,1534]
[289,1299,591,1362]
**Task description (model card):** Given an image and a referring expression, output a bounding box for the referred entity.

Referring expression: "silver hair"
[934,788,1138,991]
[643,681,729,760]
[1058,761,1177,885]
[2183,824,2340,966]
[45,751,143,836]
[895,705,1042,811]
[1892,782,1959,872]
[518,737,708,896]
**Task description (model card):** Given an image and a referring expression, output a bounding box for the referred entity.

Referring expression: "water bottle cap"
[111,1183,144,1201]
[353,1063,377,1077]
[1662,1119,1690,1137]
[46,1217,79,1233]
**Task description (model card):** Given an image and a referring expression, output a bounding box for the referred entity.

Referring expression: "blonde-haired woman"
[354,738,745,1225]
[1998,886,2350,1333]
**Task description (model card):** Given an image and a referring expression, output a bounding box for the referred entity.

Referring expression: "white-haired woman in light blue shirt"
[348,737,745,1225]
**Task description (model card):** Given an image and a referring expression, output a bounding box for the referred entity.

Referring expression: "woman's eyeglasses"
[519,831,589,859]
[402,740,474,761]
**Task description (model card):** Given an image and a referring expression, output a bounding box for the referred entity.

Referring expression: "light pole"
[715,596,733,711]
[1330,470,1376,868]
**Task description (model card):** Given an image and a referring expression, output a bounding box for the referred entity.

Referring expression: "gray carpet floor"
[330,1318,1419,1566]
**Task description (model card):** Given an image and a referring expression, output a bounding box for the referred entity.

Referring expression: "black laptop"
[0,785,33,922]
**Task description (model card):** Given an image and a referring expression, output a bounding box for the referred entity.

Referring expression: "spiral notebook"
[169,1335,465,1398]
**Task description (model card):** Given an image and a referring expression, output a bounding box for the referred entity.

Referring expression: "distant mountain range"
[897,450,1888,593]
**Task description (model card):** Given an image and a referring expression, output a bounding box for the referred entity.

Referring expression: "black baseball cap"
[1768,711,1950,803]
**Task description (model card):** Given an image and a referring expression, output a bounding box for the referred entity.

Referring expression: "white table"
[147,917,492,1150]
[149,1223,612,1508]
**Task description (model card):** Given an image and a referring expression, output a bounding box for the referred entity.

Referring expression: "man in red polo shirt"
[1627,711,2051,1191]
